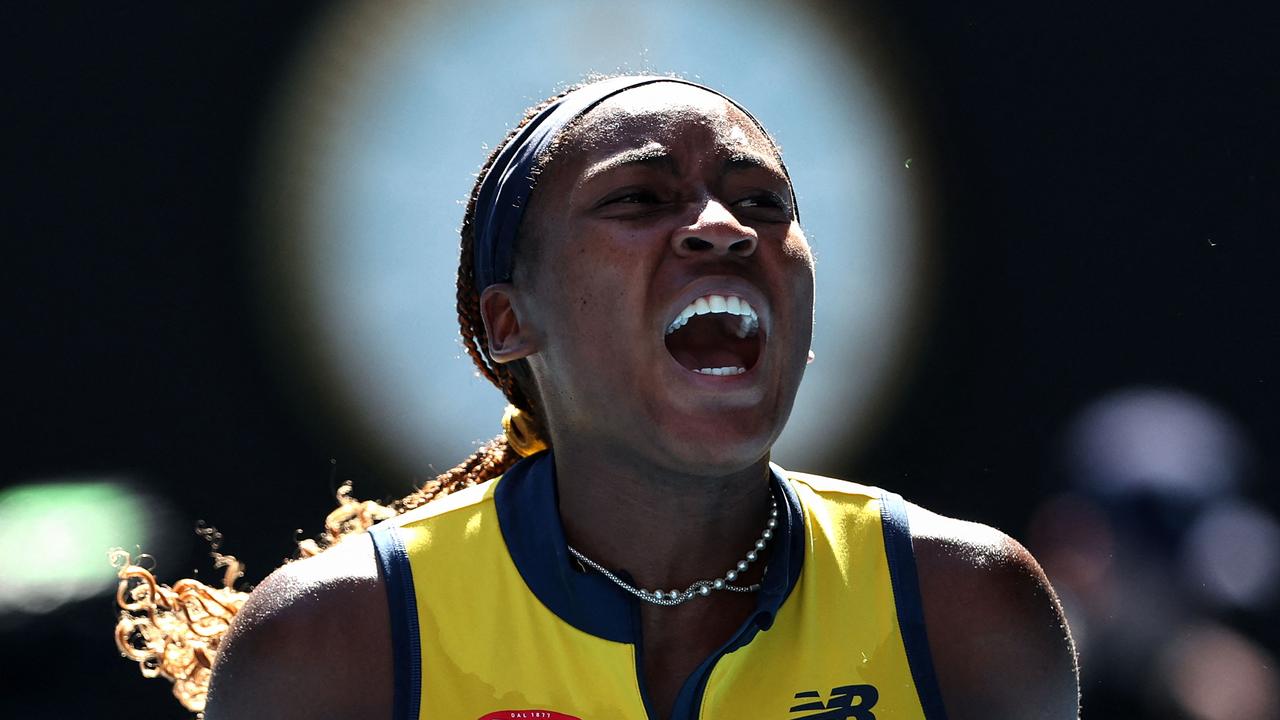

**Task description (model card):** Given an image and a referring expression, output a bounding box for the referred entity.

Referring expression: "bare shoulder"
[905,502,1080,720]
[203,532,392,720]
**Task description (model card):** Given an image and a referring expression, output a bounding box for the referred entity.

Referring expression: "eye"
[733,192,792,220]
[735,193,783,209]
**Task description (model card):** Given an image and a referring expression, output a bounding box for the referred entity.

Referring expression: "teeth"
[694,366,747,376]
[665,294,761,336]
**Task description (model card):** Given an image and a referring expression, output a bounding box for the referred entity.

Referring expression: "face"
[485,83,815,475]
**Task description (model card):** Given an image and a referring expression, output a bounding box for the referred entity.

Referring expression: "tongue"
[665,314,758,372]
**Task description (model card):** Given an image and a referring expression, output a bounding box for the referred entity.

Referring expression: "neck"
[553,447,774,592]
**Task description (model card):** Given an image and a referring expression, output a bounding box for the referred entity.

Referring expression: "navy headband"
[471,75,798,291]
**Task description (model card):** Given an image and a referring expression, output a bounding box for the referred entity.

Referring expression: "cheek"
[780,231,816,306]
[782,227,816,272]
[537,238,651,344]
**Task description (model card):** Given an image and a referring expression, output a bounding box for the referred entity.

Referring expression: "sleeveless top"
[368,453,948,720]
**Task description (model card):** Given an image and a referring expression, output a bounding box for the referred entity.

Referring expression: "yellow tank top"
[368,453,948,720]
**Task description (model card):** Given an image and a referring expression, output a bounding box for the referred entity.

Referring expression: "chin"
[651,414,783,477]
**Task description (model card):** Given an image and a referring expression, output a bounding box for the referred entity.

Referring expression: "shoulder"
[781,469,882,505]
[203,532,392,720]
[905,501,1080,720]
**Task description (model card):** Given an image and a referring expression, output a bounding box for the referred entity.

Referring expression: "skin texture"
[910,507,1080,719]
[204,534,392,719]
[203,84,1079,720]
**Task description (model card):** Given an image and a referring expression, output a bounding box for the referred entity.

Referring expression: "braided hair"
[111,80,596,714]
[393,87,572,510]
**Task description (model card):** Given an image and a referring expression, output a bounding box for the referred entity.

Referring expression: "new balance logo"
[789,684,880,719]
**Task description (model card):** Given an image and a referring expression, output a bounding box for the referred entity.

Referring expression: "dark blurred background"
[3,2,1277,718]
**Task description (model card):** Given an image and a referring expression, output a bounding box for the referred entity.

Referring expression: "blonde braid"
[111,81,596,715]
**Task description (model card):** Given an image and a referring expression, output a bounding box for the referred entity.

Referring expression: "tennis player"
[199,76,1078,720]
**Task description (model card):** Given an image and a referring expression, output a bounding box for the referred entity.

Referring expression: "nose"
[671,198,757,258]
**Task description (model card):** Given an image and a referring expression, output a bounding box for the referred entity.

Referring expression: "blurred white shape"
[0,479,155,615]
[1184,499,1280,609]
[1063,387,1248,500]
[259,0,927,478]
[1162,622,1280,720]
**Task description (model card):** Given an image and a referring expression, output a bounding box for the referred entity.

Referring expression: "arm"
[203,533,393,720]
[909,505,1080,720]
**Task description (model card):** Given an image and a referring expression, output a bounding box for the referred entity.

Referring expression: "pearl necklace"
[566,491,779,607]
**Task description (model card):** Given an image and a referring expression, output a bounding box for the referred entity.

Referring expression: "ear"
[479,283,539,363]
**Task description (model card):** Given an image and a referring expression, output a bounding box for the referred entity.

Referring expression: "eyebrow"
[581,145,787,184]
[723,150,786,179]
[581,143,675,182]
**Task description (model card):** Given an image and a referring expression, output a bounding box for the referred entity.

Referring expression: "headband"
[471,75,798,291]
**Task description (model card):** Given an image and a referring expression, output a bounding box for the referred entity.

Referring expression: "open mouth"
[663,294,763,376]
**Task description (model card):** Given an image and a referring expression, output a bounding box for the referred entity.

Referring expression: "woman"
[125,75,1078,720]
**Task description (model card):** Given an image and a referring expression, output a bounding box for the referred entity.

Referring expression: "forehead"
[551,83,782,172]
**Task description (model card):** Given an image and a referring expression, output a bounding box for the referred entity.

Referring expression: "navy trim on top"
[879,491,950,720]
[672,467,805,720]
[494,452,636,642]
[493,452,805,720]
[369,525,422,720]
